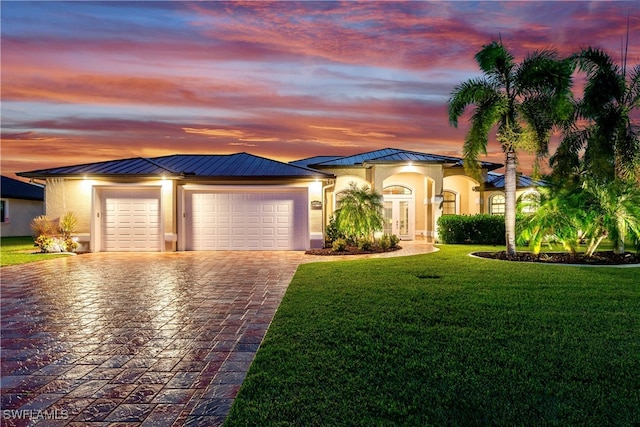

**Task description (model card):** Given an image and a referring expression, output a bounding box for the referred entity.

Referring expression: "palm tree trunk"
[504,150,517,256]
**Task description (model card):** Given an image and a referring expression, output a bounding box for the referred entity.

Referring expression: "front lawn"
[1,236,71,267]
[226,244,640,426]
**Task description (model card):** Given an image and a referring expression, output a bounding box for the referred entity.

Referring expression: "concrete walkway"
[0,242,435,426]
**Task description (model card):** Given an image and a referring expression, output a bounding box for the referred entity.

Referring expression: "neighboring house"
[1,175,45,237]
[17,148,541,252]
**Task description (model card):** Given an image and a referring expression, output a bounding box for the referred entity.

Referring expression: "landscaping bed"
[473,250,640,265]
[305,245,402,256]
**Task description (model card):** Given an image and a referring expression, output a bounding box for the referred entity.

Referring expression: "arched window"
[490,194,505,215]
[442,191,457,215]
[383,185,412,195]
[518,191,540,214]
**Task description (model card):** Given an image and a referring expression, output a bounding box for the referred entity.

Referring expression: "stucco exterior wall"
[45,179,93,232]
[0,198,44,237]
[482,188,540,215]
[443,175,481,215]
[45,178,176,251]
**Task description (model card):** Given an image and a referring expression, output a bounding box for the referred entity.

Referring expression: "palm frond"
[447,78,497,126]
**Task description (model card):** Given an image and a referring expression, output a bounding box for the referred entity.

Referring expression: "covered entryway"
[98,187,163,252]
[383,185,415,240]
[183,187,308,250]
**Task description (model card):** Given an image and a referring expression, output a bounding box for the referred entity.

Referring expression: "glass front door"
[383,198,413,239]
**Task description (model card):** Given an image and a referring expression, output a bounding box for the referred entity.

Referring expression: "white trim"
[383,183,415,240]
[489,192,506,215]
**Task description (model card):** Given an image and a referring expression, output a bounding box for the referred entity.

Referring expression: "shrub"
[437,214,505,244]
[325,215,346,247]
[332,238,347,252]
[30,215,58,239]
[389,234,400,249]
[35,235,65,253]
[59,212,78,239]
[378,234,391,250]
[357,239,372,251]
[30,212,79,253]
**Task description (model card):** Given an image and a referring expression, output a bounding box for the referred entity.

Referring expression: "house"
[1,175,45,237]
[17,148,542,252]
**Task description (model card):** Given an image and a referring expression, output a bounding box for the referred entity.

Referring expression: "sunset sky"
[2,1,638,179]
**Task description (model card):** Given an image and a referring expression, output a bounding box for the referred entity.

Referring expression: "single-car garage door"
[101,189,162,252]
[185,188,308,250]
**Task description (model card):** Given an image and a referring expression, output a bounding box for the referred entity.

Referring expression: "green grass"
[1,236,71,267]
[226,245,640,426]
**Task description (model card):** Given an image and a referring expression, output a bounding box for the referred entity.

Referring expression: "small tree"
[333,182,384,244]
[581,179,640,255]
[518,186,585,255]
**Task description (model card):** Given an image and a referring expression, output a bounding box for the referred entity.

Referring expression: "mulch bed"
[473,251,640,265]
[305,246,402,256]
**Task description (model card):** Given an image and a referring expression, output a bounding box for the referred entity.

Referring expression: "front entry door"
[383,198,413,240]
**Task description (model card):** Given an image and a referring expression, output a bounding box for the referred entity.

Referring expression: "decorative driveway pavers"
[1,242,436,426]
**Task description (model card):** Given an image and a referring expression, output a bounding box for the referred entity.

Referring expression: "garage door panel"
[186,189,307,250]
[101,190,161,252]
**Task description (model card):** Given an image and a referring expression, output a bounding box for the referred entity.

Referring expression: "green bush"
[357,239,372,251]
[378,234,391,250]
[325,215,345,247]
[332,238,347,252]
[437,214,505,244]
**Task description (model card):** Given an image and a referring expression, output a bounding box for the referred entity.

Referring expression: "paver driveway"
[1,243,435,426]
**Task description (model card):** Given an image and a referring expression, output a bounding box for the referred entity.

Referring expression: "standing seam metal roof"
[17,153,333,179]
[304,148,501,170]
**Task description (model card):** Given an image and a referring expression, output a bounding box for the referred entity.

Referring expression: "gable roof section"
[18,153,333,180]
[302,147,502,171]
[1,176,44,201]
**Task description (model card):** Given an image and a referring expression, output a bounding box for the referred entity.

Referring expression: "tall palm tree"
[448,41,573,256]
[551,47,640,184]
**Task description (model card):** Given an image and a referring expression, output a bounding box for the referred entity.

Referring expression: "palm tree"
[551,47,640,184]
[334,182,384,244]
[517,185,585,255]
[448,40,573,256]
[581,179,640,256]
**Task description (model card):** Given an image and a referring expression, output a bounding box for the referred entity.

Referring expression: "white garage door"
[186,189,308,250]
[101,189,162,252]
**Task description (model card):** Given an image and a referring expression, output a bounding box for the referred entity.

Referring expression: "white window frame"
[490,193,506,215]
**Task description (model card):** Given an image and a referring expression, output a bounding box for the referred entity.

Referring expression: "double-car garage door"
[184,188,308,250]
[98,187,308,251]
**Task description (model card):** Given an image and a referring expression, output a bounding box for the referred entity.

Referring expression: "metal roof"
[18,153,333,179]
[484,172,547,189]
[1,175,44,200]
[153,153,332,178]
[18,157,175,178]
[303,147,502,171]
[289,155,344,169]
